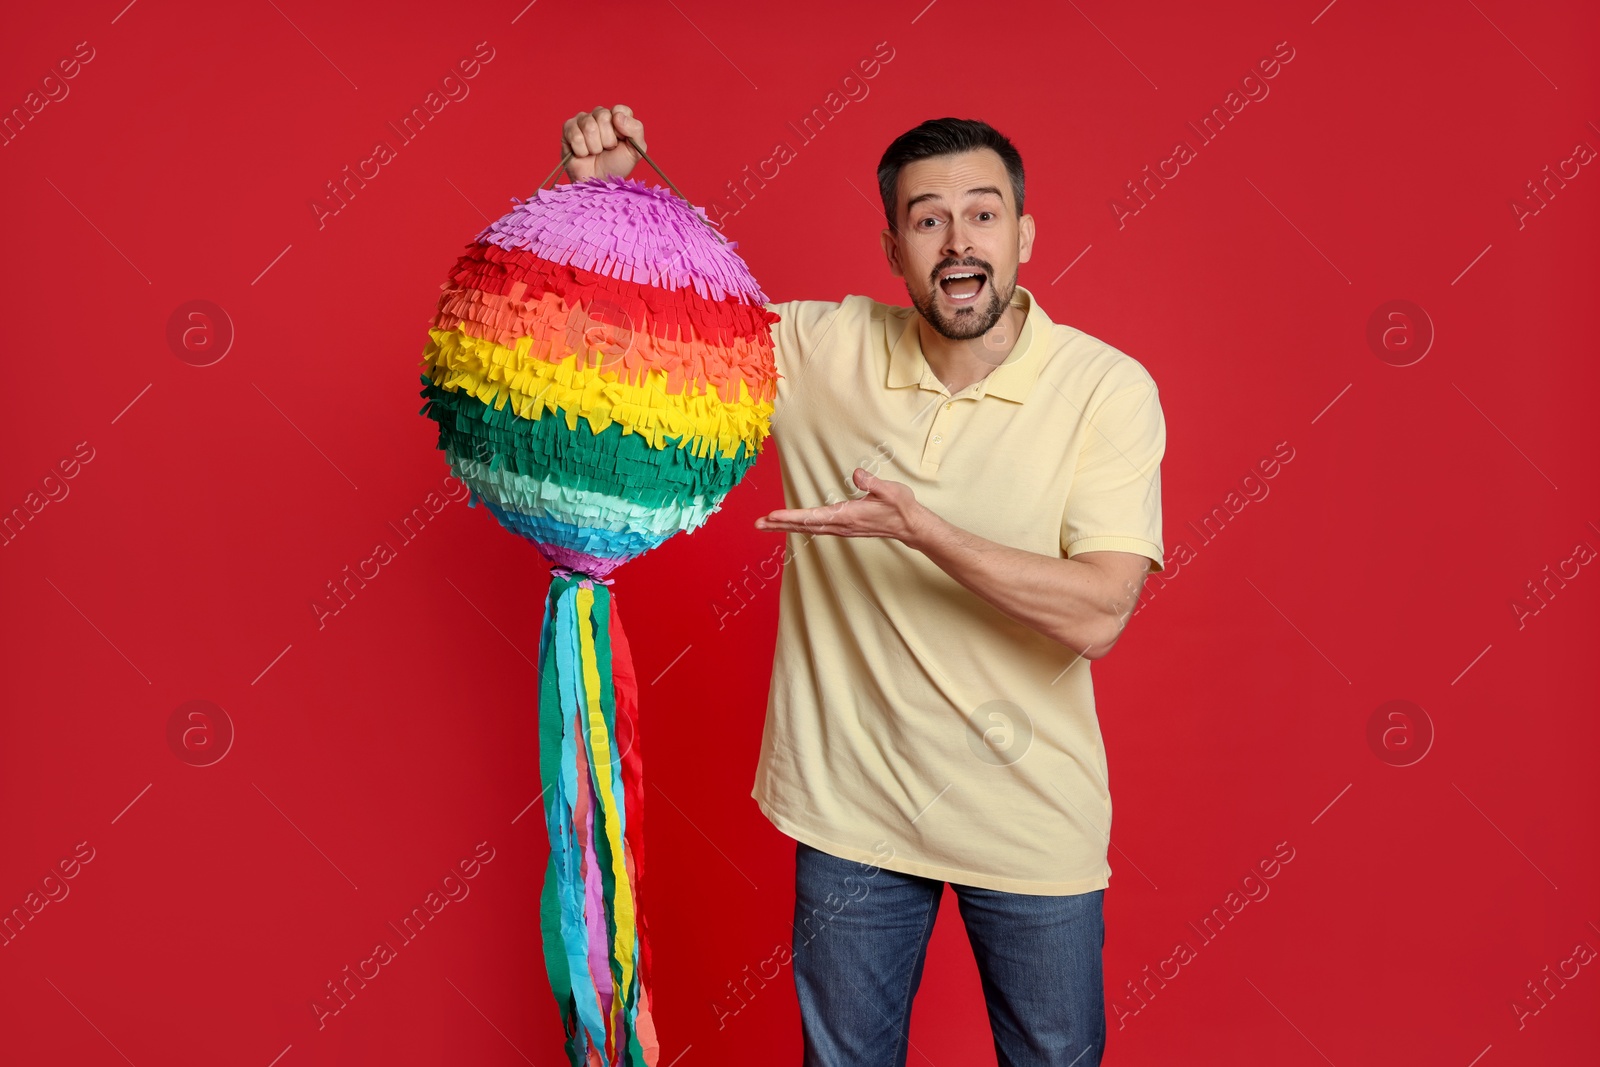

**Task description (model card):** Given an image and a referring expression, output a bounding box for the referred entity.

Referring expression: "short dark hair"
[876,117,1025,232]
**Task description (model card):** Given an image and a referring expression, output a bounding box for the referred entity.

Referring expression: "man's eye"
[977,211,994,221]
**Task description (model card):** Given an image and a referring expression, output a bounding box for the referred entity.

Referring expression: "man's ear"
[881,227,905,278]
[1018,213,1036,265]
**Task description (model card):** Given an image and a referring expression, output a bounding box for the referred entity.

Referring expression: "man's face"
[881,147,1035,343]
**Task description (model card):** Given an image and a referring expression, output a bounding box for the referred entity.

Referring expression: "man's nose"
[943,221,974,258]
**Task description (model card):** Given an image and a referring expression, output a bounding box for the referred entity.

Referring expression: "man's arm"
[906,509,1151,660]
[754,467,1154,659]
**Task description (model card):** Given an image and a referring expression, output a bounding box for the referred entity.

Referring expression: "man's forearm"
[905,508,1130,658]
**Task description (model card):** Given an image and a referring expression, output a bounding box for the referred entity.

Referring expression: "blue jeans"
[791,841,1106,1066]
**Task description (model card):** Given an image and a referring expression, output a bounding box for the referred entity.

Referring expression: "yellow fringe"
[421,327,773,460]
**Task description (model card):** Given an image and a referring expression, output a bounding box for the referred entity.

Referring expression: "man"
[561,105,1166,1067]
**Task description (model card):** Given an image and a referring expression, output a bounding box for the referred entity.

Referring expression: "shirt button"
[932,434,943,443]
[944,402,952,410]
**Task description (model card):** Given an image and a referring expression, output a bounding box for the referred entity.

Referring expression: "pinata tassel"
[537,569,659,1066]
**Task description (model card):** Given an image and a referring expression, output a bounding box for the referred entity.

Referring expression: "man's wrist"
[902,503,944,554]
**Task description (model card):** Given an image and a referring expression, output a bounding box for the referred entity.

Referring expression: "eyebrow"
[905,186,1006,213]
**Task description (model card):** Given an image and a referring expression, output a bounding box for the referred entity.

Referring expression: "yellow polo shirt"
[752,284,1166,895]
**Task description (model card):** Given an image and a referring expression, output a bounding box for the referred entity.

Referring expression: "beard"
[908,263,1018,342]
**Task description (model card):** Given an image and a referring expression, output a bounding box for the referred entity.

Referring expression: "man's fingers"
[562,117,587,157]
[565,116,587,156]
[765,522,833,534]
[768,509,834,524]
[591,106,619,150]
[563,105,645,172]
[566,115,597,156]
[611,104,645,152]
[776,515,845,531]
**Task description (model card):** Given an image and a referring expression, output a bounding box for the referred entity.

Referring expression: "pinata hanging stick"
[418,149,779,1066]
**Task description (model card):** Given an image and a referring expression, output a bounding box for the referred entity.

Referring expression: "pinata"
[417,153,780,1065]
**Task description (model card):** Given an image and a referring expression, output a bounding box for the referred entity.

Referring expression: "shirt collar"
[886,284,1050,403]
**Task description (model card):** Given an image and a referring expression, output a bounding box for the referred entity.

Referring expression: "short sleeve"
[1061,381,1167,573]
[764,301,793,380]
[762,299,850,424]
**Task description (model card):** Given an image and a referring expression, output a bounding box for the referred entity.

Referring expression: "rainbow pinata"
[417,173,780,1066]
[420,174,779,578]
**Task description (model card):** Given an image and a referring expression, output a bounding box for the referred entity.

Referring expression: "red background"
[3,1,1597,1064]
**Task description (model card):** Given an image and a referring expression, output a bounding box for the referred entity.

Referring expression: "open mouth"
[938,270,987,305]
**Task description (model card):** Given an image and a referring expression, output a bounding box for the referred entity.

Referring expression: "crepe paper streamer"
[418,172,779,1066]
